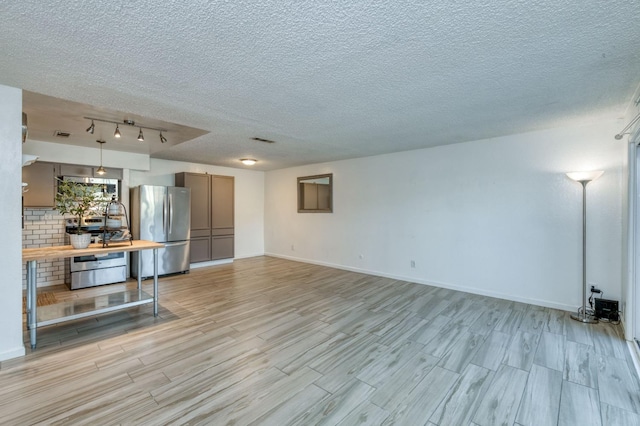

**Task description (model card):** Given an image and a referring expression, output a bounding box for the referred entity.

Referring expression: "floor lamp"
[566,170,604,324]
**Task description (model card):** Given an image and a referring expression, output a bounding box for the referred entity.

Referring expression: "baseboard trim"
[0,345,26,362]
[264,252,576,312]
[234,253,266,260]
[190,258,233,269]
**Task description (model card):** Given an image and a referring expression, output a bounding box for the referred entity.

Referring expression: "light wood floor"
[2,256,640,425]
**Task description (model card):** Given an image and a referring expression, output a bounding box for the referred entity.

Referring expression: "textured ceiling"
[2,1,640,171]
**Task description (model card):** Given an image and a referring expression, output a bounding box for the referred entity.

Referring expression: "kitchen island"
[23,240,164,349]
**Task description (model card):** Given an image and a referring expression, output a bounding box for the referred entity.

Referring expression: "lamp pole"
[566,171,603,324]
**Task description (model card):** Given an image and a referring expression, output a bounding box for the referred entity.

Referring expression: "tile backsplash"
[22,208,66,288]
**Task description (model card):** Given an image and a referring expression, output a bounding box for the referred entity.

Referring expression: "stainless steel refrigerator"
[130,185,191,278]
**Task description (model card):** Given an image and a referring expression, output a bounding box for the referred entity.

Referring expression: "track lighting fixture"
[84,117,168,144]
[96,140,106,175]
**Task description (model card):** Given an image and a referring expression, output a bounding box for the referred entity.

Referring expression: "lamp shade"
[566,171,604,183]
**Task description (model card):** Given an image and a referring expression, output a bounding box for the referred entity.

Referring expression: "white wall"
[0,85,26,361]
[265,120,625,311]
[130,159,264,259]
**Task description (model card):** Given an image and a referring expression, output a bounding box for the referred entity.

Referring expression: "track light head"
[86,120,95,134]
[137,128,144,142]
[614,134,624,140]
[159,131,167,143]
[114,125,121,138]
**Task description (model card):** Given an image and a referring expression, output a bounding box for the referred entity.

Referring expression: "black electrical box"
[594,299,619,321]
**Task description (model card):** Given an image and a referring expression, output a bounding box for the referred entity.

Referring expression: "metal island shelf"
[22,240,164,349]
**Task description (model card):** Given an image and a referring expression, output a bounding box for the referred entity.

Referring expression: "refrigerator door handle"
[168,193,173,235]
[163,195,168,235]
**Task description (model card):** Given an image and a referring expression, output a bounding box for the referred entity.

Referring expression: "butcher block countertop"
[23,240,165,262]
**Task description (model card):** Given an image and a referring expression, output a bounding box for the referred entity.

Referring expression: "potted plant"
[55,178,104,249]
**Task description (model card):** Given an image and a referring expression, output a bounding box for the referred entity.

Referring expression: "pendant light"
[86,120,95,134]
[137,128,144,142]
[159,131,167,143]
[96,140,106,175]
[114,124,121,138]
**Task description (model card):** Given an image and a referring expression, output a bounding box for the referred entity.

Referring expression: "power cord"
[589,286,620,324]
[599,314,621,325]
[585,286,601,316]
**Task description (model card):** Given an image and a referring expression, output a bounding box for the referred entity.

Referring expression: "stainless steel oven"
[67,251,127,290]
[64,217,127,289]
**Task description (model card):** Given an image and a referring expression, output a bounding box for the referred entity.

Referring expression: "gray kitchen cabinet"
[175,172,234,262]
[190,236,211,263]
[22,162,59,207]
[180,172,210,234]
[211,175,234,260]
[211,234,234,260]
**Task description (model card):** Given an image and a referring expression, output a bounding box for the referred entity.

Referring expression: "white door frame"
[628,130,640,347]
[628,140,637,342]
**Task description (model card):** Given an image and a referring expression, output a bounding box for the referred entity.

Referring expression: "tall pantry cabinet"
[175,172,234,263]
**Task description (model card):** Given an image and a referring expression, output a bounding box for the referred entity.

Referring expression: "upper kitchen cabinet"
[22,162,59,207]
[175,172,235,262]
[59,163,123,180]
[211,175,234,260]
[212,175,234,231]
[178,173,211,235]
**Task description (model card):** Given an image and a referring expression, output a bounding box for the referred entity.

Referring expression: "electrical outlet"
[410,260,416,268]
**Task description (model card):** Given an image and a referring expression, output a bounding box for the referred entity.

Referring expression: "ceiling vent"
[53,130,71,138]
[252,137,275,144]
